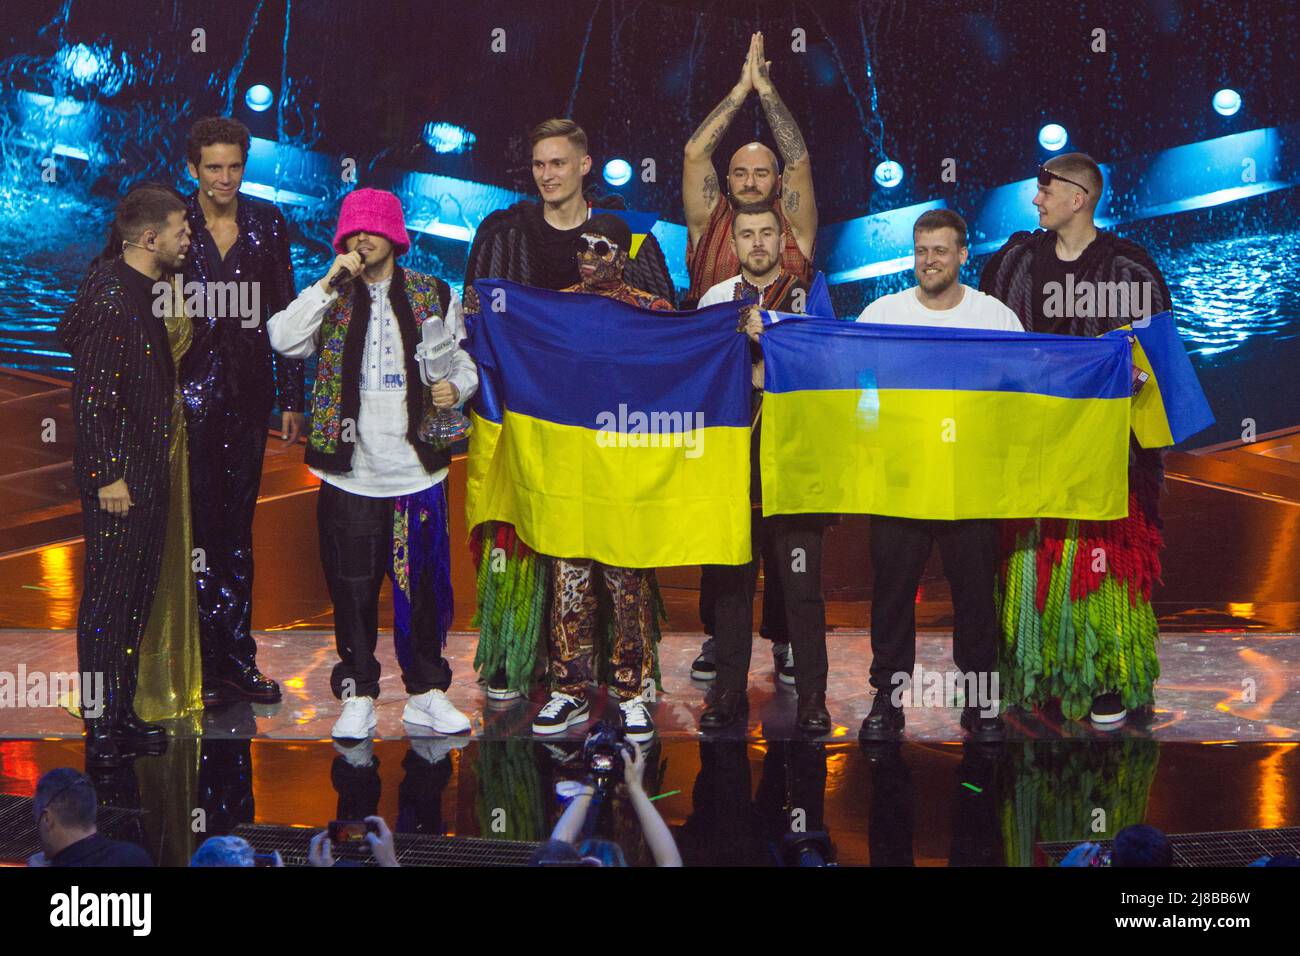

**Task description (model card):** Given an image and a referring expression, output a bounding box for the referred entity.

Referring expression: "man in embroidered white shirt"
[268,189,476,741]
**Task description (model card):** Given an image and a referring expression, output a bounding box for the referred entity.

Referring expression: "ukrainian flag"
[600,209,659,260]
[465,280,752,568]
[1110,311,1214,448]
[758,318,1134,520]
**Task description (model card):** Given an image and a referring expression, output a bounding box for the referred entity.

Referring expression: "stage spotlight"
[1212,89,1242,116]
[873,160,903,189]
[603,158,633,186]
[1038,123,1068,151]
[59,43,102,82]
[422,121,476,154]
[244,84,274,113]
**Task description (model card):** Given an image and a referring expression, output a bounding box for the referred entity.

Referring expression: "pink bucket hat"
[332,188,410,256]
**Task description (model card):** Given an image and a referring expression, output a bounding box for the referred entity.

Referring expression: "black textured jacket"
[980,227,1172,500]
[181,191,304,419]
[464,192,676,303]
[979,228,1172,336]
[58,257,175,499]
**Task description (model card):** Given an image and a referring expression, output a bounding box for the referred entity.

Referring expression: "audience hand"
[307,831,335,867]
[365,815,400,867]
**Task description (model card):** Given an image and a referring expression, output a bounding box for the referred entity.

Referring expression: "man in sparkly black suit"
[59,185,192,768]
[180,117,303,705]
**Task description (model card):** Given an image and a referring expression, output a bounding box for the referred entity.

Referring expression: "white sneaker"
[618,695,656,743]
[402,689,472,735]
[404,724,469,764]
[332,737,376,768]
[332,696,377,740]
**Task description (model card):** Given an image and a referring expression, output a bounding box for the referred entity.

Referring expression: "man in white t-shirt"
[856,221,1024,332]
[856,209,1021,747]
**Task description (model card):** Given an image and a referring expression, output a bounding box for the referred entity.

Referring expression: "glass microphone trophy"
[415,319,471,448]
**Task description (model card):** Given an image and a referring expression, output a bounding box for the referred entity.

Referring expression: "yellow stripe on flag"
[468,409,751,568]
[1128,336,1176,449]
[760,387,1130,520]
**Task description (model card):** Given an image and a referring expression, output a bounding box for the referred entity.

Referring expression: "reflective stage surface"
[1,736,1295,867]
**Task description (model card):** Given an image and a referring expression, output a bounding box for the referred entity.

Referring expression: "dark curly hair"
[186,116,251,167]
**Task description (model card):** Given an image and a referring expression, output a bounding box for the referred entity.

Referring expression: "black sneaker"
[859,692,905,742]
[690,638,717,681]
[960,706,1005,743]
[531,693,589,735]
[617,695,656,743]
[773,642,796,686]
[1089,692,1127,726]
[486,668,521,702]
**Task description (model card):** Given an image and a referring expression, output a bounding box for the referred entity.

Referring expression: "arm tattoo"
[688,93,741,156]
[759,91,808,166]
[783,188,800,213]
[703,173,720,207]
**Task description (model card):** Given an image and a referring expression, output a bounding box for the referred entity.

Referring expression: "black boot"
[699,689,748,730]
[959,705,1005,744]
[796,691,832,735]
[213,663,282,703]
[116,711,167,746]
[84,720,122,769]
[859,692,905,742]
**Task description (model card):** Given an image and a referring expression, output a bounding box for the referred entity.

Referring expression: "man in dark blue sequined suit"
[180,117,304,704]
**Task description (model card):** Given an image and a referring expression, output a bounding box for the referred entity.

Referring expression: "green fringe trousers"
[471,521,666,695]
[995,517,1161,721]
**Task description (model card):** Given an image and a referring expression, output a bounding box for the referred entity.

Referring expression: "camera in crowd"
[583,721,633,787]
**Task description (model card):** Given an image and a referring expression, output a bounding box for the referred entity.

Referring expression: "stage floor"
[1,628,1296,741]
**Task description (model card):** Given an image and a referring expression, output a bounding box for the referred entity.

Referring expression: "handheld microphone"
[329,251,366,290]
[205,189,215,198]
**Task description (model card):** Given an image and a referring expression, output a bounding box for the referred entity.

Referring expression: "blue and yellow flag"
[600,209,659,260]
[758,318,1134,520]
[1109,311,1214,448]
[465,280,752,568]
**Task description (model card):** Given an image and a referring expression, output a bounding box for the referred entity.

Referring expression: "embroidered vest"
[305,265,452,475]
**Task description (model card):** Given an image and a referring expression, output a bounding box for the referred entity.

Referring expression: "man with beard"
[181,116,303,706]
[695,203,829,734]
[855,209,1021,744]
[683,31,816,301]
[463,119,675,703]
[683,32,818,687]
[980,153,1170,727]
[59,184,192,767]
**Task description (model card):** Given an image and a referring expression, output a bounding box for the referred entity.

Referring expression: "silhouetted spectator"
[28,768,151,867]
[1060,823,1173,867]
[191,834,281,867]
